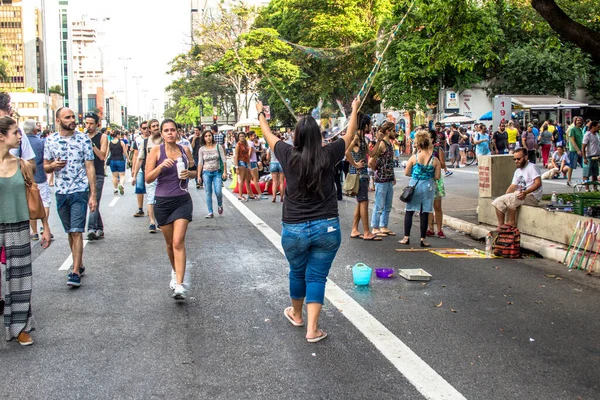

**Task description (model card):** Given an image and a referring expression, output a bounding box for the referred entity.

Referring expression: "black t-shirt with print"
[274,139,345,224]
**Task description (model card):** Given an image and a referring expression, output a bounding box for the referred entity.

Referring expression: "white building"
[8,91,53,127]
[71,18,104,119]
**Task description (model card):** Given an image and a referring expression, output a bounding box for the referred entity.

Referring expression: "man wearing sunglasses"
[491,148,542,229]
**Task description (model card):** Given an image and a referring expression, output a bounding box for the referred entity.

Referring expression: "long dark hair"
[200,130,213,146]
[290,116,328,198]
[0,115,16,135]
[357,113,371,154]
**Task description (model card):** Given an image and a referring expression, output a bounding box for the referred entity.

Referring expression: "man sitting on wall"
[492,148,542,230]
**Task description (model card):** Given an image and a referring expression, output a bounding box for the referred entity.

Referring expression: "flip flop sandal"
[350,234,363,239]
[363,236,382,241]
[382,230,396,236]
[375,232,388,237]
[306,330,328,343]
[284,307,304,327]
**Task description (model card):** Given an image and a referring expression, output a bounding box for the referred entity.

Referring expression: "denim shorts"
[56,191,88,233]
[569,151,580,170]
[250,161,258,169]
[270,162,283,173]
[237,160,249,168]
[109,159,126,173]
[135,170,146,194]
[281,217,341,304]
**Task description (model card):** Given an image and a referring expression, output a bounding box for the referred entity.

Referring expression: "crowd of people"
[2,84,599,347]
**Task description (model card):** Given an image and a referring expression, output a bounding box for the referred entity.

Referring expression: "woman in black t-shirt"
[256,97,361,343]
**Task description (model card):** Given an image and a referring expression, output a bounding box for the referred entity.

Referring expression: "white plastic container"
[176,158,185,180]
[399,269,432,281]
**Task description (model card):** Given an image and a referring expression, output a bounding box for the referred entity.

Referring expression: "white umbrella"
[218,124,235,131]
[234,118,261,128]
[439,113,475,124]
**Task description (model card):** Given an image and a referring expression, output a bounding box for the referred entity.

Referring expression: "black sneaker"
[87,231,98,240]
[149,224,157,233]
[67,272,81,287]
[133,209,145,217]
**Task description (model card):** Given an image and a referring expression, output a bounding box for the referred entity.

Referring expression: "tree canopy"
[165,0,600,125]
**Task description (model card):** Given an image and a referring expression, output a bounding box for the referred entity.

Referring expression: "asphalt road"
[1,168,599,400]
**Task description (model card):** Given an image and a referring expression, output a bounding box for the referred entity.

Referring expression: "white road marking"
[58,240,89,271]
[222,188,467,400]
[109,197,120,207]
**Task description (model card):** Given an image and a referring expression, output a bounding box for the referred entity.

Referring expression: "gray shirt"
[540,130,553,145]
[583,132,600,157]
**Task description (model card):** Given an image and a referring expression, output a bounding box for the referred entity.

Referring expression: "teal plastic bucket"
[352,263,372,285]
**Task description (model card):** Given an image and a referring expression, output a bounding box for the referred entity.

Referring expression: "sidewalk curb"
[442,215,572,267]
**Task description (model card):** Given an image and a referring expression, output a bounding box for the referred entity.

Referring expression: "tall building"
[58,0,74,109]
[0,0,44,91]
[71,18,103,120]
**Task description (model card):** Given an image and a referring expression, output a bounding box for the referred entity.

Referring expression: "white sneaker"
[182,268,191,291]
[169,270,177,290]
[172,284,186,300]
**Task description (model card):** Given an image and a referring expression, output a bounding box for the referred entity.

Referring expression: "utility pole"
[119,57,132,128]
[133,75,142,127]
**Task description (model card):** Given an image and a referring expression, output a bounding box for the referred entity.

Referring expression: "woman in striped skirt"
[0,116,52,345]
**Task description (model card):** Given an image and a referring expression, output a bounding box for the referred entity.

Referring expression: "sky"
[69,0,192,116]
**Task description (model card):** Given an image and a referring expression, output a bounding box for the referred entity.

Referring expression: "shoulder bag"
[19,159,45,220]
[342,173,359,196]
[399,155,434,203]
[217,145,227,181]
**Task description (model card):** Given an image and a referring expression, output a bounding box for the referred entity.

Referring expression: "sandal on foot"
[398,238,410,245]
[420,240,431,248]
[350,234,363,239]
[381,230,396,236]
[306,330,328,343]
[363,235,382,241]
[284,307,304,327]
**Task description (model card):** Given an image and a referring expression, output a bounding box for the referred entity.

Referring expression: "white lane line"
[451,168,568,186]
[58,240,89,271]
[222,189,467,400]
[108,197,120,207]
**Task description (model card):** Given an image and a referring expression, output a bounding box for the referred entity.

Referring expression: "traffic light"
[78,113,83,123]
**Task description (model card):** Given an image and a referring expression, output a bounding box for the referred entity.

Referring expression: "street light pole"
[133,75,142,127]
[119,57,132,128]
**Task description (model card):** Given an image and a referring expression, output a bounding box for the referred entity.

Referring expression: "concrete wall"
[478,197,591,245]
[478,155,516,198]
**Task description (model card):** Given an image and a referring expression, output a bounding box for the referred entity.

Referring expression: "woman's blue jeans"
[371,181,394,229]
[202,170,223,214]
[281,217,341,304]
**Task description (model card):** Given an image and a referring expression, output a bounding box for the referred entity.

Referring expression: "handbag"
[399,155,434,203]
[342,173,359,195]
[217,145,227,181]
[19,159,45,220]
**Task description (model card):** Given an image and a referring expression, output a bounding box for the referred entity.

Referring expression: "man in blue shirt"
[23,119,51,241]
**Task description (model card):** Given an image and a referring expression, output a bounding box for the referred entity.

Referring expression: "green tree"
[49,84,65,96]
[254,0,394,115]
[376,0,502,111]
[0,44,8,83]
[531,0,600,62]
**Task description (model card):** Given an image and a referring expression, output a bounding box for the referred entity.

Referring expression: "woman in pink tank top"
[145,119,195,301]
